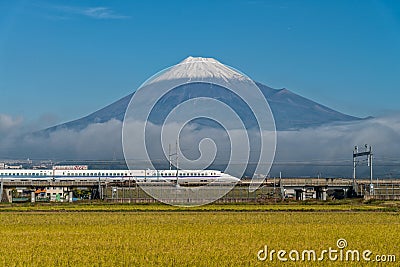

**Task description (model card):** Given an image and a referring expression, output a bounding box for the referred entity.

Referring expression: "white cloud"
[1,114,400,177]
[273,115,400,177]
[0,114,23,135]
[81,7,129,20]
[52,5,130,20]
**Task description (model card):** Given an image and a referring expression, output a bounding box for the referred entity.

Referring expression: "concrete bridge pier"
[31,192,35,203]
[295,188,306,200]
[69,191,73,203]
[319,188,327,201]
[316,187,328,201]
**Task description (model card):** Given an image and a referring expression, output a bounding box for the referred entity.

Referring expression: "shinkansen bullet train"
[0,166,240,185]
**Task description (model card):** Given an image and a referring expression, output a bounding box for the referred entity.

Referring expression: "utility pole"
[353,145,373,196]
[168,141,179,186]
[353,146,358,194]
[176,140,179,173]
[169,144,172,170]
[368,145,373,195]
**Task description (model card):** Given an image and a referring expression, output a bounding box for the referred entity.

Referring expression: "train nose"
[218,173,241,183]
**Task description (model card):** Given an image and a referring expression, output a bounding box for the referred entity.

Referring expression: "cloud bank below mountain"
[1,113,399,177]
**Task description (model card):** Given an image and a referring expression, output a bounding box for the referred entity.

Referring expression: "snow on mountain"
[149,56,247,84]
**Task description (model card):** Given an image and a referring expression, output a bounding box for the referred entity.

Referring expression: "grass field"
[0,202,399,266]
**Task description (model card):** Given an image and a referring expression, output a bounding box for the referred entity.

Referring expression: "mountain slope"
[42,82,360,133]
[42,57,361,133]
[255,82,359,129]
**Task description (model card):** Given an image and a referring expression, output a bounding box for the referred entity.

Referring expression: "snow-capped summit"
[150,56,247,83]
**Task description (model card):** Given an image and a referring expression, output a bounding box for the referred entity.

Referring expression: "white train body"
[0,168,240,185]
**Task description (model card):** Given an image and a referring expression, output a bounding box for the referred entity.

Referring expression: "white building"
[45,187,69,202]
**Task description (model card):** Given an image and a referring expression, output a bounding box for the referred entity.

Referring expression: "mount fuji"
[43,57,361,134]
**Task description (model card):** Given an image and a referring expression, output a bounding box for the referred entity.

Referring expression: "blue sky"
[1,0,400,128]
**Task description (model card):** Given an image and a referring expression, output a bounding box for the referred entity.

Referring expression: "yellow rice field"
[0,204,398,266]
